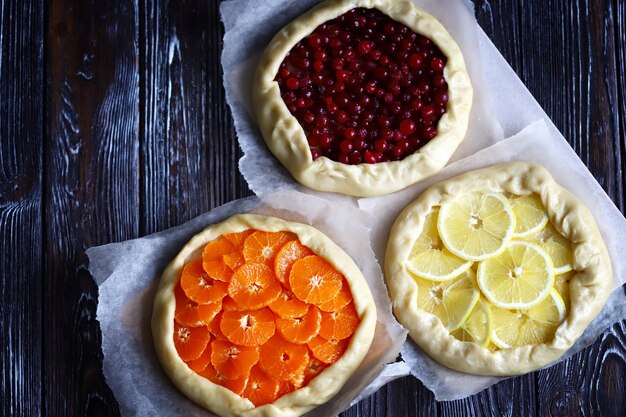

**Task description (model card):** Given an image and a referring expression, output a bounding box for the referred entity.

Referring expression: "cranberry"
[275,7,449,164]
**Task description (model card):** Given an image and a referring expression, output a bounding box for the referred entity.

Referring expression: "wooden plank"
[0,1,44,416]
[44,0,139,415]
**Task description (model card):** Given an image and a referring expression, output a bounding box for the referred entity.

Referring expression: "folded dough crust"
[152,214,377,416]
[252,0,472,197]
[385,162,612,375]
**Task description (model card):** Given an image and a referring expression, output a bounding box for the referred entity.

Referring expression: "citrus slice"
[223,230,254,249]
[491,289,566,349]
[450,298,492,348]
[187,342,213,372]
[243,231,292,266]
[242,365,280,406]
[438,193,515,261]
[509,194,549,237]
[228,263,282,310]
[220,308,276,347]
[301,357,327,386]
[289,255,342,305]
[199,363,248,395]
[222,296,247,312]
[210,339,259,380]
[269,290,310,319]
[477,241,554,309]
[405,208,473,281]
[317,278,352,312]
[174,284,221,327]
[414,269,479,331]
[207,312,227,341]
[258,335,310,381]
[318,303,359,340]
[528,223,574,274]
[274,240,314,287]
[307,335,349,364]
[202,238,238,282]
[180,259,229,304]
[223,252,245,271]
[276,305,322,343]
[173,322,210,361]
[554,270,575,312]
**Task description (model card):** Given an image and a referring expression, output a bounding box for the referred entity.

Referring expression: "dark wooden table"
[1,0,625,416]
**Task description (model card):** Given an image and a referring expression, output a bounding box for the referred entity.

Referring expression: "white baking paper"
[360,119,626,400]
[88,191,407,417]
[220,0,504,198]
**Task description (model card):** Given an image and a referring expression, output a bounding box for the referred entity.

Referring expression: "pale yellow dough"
[385,162,612,375]
[152,214,377,417]
[252,0,473,197]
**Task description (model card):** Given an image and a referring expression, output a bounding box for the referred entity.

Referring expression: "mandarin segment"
[243,231,293,266]
[173,322,210,362]
[307,335,349,364]
[202,259,235,283]
[277,380,295,398]
[223,230,254,249]
[202,237,237,261]
[224,252,245,271]
[242,365,281,407]
[274,240,314,287]
[318,279,353,312]
[220,308,276,347]
[302,357,327,386]
[187,340,213,372]
[228,263,282,309]
[269,290,310,319]
[319,303,360,340]
[200,363,248,395]
[222,296,247,312]
[210,339,259,380]
[208,312,227,341]
[276,305,322,343]
[259,335,310,381]
[289,255,342,305]
[174,284,222,327]
[181,259,229,303]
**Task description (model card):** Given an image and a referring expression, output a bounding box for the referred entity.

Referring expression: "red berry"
[399,119,416,135]
[286,77,300,90]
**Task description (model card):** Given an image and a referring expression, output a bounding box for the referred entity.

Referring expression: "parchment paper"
[359,120,626,400]
[88,191,407,417]
[220,0,504,198]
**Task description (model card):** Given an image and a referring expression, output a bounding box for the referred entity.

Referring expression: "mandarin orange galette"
[152,214,376,417]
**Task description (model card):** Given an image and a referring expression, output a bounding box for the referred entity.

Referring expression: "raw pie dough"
[252,0,473,197]
[385,162,612,375]
[152,214,377,417]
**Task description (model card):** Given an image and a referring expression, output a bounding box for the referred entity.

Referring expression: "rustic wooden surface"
[1,0,625,416]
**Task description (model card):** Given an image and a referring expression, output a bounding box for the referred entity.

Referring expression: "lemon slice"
[438,193,515,261]
[554,270,575,313]
[477,241,554,309]
[528,223,574,274]
[414,269,479,331]
[510,194,549,237]
[491,289,566,349]
[405,208,473,281]
[451,298,492,348]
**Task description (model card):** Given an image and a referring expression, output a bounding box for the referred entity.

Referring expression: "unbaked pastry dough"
[385,162,612,375]
[152,214,377,417]
[252,0,473,197]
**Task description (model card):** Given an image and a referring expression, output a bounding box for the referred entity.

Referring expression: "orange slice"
[181,259,228,303]
[269,291,310,319]
[223,230,254,249]
[276,306,322,343]
[289,255,342,305]
[210,339,259,380]
[302,357,327,385]
[277,380,295,398]
[243,231,292,266]
[208,312,227,341]
[307,335,349,364]
[202,237,238,282]
[274,240,314,287]
[318,303,359,340]
[173,322,210,362]
[222,296,247,312]
[200,363,248,395]
[228,263,281,309]
[220,308,276,347]
[318,279,352,312]
[242,365,281,407]
[174,284,221,327]
[187,341,213,372]
[258,335,310,381]
[223,252,245,271]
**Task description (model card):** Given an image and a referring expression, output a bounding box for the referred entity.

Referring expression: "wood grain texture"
[44,0,139,415]
[0,1,44,416]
